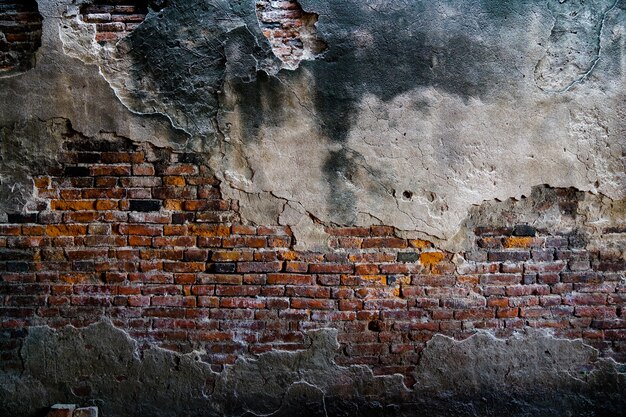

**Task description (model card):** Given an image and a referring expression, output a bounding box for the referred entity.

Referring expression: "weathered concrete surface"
[0,321,624,417]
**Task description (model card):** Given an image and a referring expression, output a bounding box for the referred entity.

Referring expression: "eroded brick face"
[0,0,42,76]
[0,133,624,386]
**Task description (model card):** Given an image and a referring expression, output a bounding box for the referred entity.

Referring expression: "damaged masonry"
[0,0,625,416]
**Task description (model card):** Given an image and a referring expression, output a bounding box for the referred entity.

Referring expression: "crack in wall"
[534,0,620,92]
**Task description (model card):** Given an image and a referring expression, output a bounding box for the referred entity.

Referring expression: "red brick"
[267,273,314,285]
[133,163,155,176]
[290,298,335,310]
[153,236,196,247]
[236,261,282,273]
[220,298,265,309]
[163,262,205,273]
[119,224,163,236]
[480,274,522,285]
[563,294,607,306]
[326,227,370,237]
[362,237,407,249]
[285,286,330,298]
[0,225,21,236]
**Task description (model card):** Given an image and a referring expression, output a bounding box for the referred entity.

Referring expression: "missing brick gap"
[255,0,327,70]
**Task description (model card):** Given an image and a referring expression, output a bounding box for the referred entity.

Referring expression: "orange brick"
[34,177,50,189]
[46,225,88,237]
[409,239,432,249]
[60,273,91,284]
[419,251,446,267]
[231,224,256,235]
[96,200,119,210]
[189,224,230,237]
[163,176,186,186]
[503,237,537,248]
[51,200,96,211]
[164,199,183,210]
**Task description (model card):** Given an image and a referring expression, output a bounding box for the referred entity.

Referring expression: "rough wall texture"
[0,0,625,416]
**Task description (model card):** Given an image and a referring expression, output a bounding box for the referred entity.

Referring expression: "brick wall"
[80,1,150,44]
[0,133,624,387]
[0,0,42,76]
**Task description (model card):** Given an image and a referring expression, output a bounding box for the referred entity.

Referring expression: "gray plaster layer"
[0,0,623,249]
[0,321,624,417]
[0,118,64,216]
[216,0,626,247]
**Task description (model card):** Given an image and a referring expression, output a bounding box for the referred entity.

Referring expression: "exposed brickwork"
[256,0,326,68]
[0,136,625,386]
[79,1,154,44]
[0,0,42,76]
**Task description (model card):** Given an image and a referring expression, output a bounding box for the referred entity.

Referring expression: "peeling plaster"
[0,321,624,417]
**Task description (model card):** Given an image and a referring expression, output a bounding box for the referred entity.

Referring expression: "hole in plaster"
[255,0,327,69]
[402,190,413,200]
[79,0,167,44]
[0,0,43,77]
